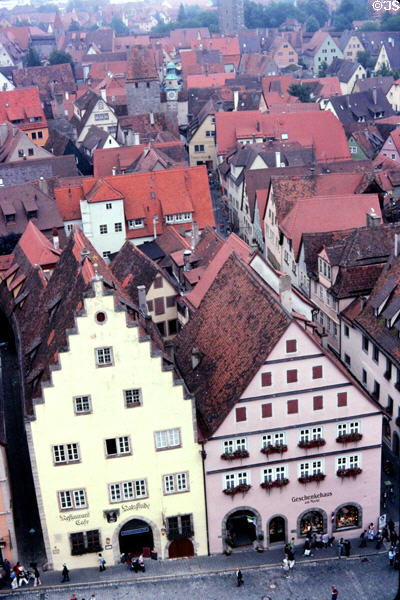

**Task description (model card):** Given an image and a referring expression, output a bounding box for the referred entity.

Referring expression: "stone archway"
[111,514,160,563]
[221,506,262,551]
[297,507,327,536]
[332,502,362,532]
[267,514,288,546]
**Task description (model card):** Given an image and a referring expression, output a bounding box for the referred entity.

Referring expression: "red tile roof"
[18,221,61,268]
[187,72,235,89]
[54,185,83,221]
[93,141,185,177]
[215,110,350,162]
[89,61,128,81]
[192,36,240,58]
[281,193,382,259]
[0,88,46,132]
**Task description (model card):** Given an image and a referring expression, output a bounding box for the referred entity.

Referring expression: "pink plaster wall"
[204,322,382,553]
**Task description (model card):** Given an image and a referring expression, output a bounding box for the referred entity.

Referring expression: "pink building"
[174,254,382,552]
[380,127,400,163]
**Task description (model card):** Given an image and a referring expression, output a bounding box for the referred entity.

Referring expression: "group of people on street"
[120,552,145,572]
[4,560,41,588]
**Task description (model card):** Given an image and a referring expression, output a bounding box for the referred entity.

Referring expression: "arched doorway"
[226,509,257,547]
[168,538,194,558]
[268,516,286,544]
[119,518,154,556]
[393,432,400,457]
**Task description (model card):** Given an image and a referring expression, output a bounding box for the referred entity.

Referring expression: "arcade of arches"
[222,504,362,548]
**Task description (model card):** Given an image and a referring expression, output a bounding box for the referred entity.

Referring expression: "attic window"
[128,218,144,230]
[281,133,288,140]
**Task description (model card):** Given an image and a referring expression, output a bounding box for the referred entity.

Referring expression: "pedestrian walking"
[284,543,290,556]
[17,567,28,587]
[33,566,41,586]
[288,548,295,569]
[61,563,70,582]
[331,585,339,600]
[394,550,400,571]
[388,519,395,533]
[289,537,295,550]
[337,538,344,559]
[3,558,10,579]
[389,546,395,566]
[368,523,375,540]
[359,530,367,547]
[376,531,383,549]
[98,553,106,572]
[90,595,96,600]
[236,569,243,587]
[390,529,398,545]
[10,571,17,589]
[343,539,351,557]
[322,533,329,548]
[282,557,290,575]
[382,524,389,541]
[303,539,312,556]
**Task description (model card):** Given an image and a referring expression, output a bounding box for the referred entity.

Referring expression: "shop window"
[70,530,101,555]
[335,505,360,529]
[299,511,324,535]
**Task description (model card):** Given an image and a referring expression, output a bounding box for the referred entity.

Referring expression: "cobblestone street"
[0,554,396,600]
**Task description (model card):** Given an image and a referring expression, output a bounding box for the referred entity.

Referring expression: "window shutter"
[337,392,347,407]
[287,399,298,414]
[286,369,298,383]
[235,406,246,422]
[313,395,323,410]
[154,297,165,315]
[261,403,272,418]
[312,365,323,379]
[147,299,153,311]
[261,372,272,387]
[286,339,297,353]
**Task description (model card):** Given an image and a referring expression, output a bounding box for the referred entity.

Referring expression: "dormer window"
[318,258,331,279]
[165,213,192,224]
[27,210,38,219]
[127,218,144,230]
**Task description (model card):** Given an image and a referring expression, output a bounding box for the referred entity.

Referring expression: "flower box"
[260,444,288,455]
[336,467,362,478]
[336,433,362,444]
[221,449,249,460]
[298,439,326,449]
[223,483,251,496]
[298,473,326,484]
[260,478,289,490]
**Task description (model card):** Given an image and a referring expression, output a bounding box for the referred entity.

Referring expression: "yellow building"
[188,103,217,169]
[26,273,208,569]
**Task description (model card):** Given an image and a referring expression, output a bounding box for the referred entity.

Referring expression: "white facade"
[80,198,126,258]
[76,99,118,144]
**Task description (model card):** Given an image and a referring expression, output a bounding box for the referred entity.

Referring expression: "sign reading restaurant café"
[58,502,150,527]
[292,491,333,505]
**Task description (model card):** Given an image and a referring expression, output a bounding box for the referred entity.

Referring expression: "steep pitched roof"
[280,193,382,259]
[0,87,46,132]
[18,221,61,268]
[111,241,161,304]
[174,253,291,436]
[215,110,351,162]
[93,141,185,177]
[126,45,158,81]
[12,63,76,104]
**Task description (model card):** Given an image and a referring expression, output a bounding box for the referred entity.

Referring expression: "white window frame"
[108,479,147,503]
[337,421,360,436]
[299,426,323,443]
[336,454,360,471]
[73,395,92,414]
[155,428,181,450]
[105,436,131,457]
[127,218,144,230]
[222,437,247,454]
[58,488,87,511]
[163,471,189,494]
[223,471,250,489]
[124,388,142,408]
[262,465,287,482]
[53,443,80,464]
[298,460,324,478]
[262,431,286,448]
[95,346,113,366]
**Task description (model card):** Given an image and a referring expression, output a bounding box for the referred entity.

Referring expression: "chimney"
[191,221,199,250]
[149,112,155,125]
[233,89,239,111]
[279,274,292,314]
[183,249,192,271]
[366,207,380,227]
[133,132,140,145]
[395,231,400,257]
[137,284,148,317]
[275,151,281,168]
[52,227,60,250]
[100,88,107,101]
[372,86,377,105]
[112,166,116,176]
[38,176,48,196]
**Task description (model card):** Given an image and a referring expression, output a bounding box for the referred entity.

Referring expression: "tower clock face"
[167,90,177,100]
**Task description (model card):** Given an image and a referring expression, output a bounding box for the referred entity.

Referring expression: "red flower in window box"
[223,483,251,496]
[336,433,362,444]
[260,478,289,490]
[298,439,326,449]
[220,449,249,460]
[260,443,288,456]
[298,473,326,484]
[336,467,362,478]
